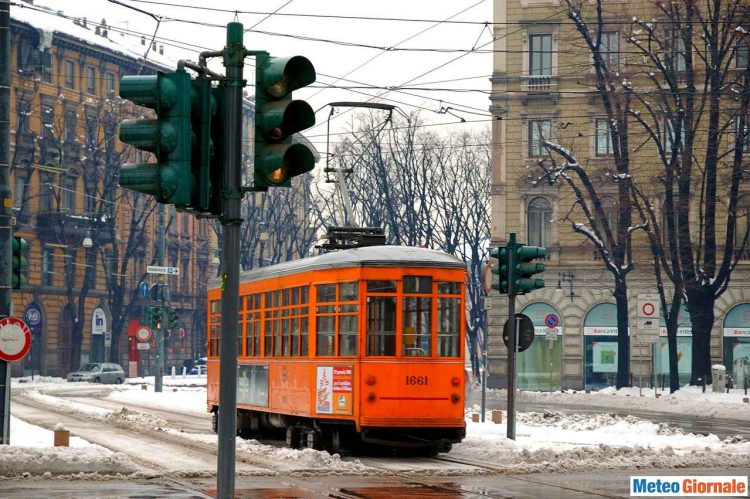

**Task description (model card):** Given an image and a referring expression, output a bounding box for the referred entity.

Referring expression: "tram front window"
[366,296,396,356]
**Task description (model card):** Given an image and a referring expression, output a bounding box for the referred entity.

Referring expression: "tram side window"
[316,284,336,356]
[245,294,261,357]
[299,286,309,356]
[403,276,432,356]
[366,280,396,356]
[209,299,220,356]
[338,282,358,356]
[437,282,461,357]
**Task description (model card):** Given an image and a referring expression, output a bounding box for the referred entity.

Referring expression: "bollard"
[171,366,176,378]
[743,397,749,404]
[700,378,706,393]
[53,425,69,447]
[471,413,480,423]
[490,410,502,424]
[182,366,187,378]
[141,383,147,390]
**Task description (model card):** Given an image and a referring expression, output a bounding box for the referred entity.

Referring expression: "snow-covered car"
[66,363,125,384]
[189,364,207,375]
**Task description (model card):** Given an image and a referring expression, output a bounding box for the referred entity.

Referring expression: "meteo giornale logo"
[630,476,748,497]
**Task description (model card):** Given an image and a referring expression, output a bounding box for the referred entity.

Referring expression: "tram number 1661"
[405,375,429,386]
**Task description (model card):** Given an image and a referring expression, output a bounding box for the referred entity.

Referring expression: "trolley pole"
[216,22,244,499]
[0,0,12,445]
[506,233,518,440]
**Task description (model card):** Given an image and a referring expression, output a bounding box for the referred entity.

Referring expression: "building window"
[529,34,553,76]
[86,66,96,94]
[42,247,54,286]
[64,106,77,146]
[105,71,116,94]
[64,60,75,89]
[41,100,55,140]
[61,174,76,211]
[668,31,687,72]
[600,196,619,236]
[41,50,52,83]
[528,119,552,157]
[527,197,552,247]
[737,115,750,152]
[13,169,28,209]
[600,32,620,68]
[16,94,31,137]
[736,194,750,259]
[664,117,685,152]
[64,248,76,288]
[737,41,749,69]
[39,171,54,212]
[595,119,614,156]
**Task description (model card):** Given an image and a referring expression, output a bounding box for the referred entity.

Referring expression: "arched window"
[736,194,750,259]
[527,197,551,247]
[600,196,618,236]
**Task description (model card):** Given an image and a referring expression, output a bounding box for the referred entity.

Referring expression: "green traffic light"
[514,244,546,294]
[11,236,29,289]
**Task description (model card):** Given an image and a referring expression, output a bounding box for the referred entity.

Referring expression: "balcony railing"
[521,75,557,91]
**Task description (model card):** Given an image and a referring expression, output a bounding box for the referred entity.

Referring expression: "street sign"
[139,281,149,298]
[146,266,180,276]
[546,327,558,341]
[544,313,559,329]
[484,297,492,310]
[136,326,153,343]
[136,342,150,350]
[104,331,112,347]
[0,316,32,362]
[636,317,659,343]
[502,313,535,352]
[638,293,660,318]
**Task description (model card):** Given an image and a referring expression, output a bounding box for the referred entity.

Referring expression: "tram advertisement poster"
[315,366,353,415]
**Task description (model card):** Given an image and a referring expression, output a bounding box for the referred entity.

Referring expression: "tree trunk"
[664,317,680,393]
[614,280,630,388]
[686,287,715,385]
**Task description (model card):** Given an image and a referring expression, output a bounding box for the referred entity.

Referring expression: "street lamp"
[556,272,576,301]
[82,232,93,248]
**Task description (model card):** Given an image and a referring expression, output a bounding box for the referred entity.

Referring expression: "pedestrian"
[726,375,733,393]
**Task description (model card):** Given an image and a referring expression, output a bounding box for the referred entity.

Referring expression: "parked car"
[67,363,125,384]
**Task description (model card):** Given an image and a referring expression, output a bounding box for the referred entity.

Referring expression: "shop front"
[583,303,620,390]
[518,302,563,391]
[653,305,692,386]
[723,303,750,388]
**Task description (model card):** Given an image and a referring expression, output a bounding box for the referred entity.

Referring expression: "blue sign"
[544,313,559,328]
[24,303,43,334]
[139,281,149,298]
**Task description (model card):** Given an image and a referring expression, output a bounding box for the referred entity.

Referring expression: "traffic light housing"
[514,245,546,294]
[144,307,154,327]
[153,306,163,330]
[12,236,29,289]
[119,71,194,207]
[189,77,218,214]
[167,307,179,330]
[490,246,511,294]
[254,54,317,189]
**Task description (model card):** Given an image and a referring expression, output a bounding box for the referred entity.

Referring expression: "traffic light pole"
[506,233,518,441]
[154,204,165,393]
[216,22,244,499]
[0,0,11,446]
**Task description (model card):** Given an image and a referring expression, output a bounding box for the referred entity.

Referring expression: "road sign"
[136,326,153,343]
[104,331,112,347]
[638,293,660,318]
[546,327,558,341]
[139,281,149,298]
[635,317,659,343]
[0,317,32,362]
[502,313,535,352]
[481,261,492,294]
[544,313,559,328]
[146,266,180,276]
[484,297,492,310]
[136,342,150,350]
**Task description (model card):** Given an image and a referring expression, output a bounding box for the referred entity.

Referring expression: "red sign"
[136,326,153,342]
[0,316,32,362]
[641,303,656,317]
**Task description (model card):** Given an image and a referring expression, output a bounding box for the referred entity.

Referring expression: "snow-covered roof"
[239,245,466,284]
[11,1,178,71]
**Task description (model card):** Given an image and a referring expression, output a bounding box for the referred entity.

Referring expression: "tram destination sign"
[147,266,180,276]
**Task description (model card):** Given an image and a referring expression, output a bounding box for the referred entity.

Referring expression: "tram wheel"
[286,426,300,449]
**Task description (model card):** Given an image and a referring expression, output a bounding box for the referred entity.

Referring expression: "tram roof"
[237,246,466,284]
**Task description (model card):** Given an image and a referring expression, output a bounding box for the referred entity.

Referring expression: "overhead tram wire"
[113,0,735,27]
[245,0,295,31]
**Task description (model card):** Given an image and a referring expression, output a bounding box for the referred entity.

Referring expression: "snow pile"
[108,384,207,415]
[0,417,136,477]
[452,406,750,473]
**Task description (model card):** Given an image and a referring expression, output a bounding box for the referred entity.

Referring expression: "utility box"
[712,364,726,393]
[734,359,748,389]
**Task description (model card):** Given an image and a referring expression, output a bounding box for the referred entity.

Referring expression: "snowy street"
[1,376,748,493]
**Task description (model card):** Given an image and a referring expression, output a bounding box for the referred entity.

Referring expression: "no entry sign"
[0,316,31,362]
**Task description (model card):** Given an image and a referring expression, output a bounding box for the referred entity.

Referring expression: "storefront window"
[583,303,619,390]
[519,302,563,391]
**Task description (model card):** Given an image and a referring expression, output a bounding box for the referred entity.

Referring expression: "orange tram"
[206,245,467,455]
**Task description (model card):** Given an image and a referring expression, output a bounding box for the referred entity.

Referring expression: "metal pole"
[154,203,165,393]
[506,233,517,440]
[0,0,12,445]
[480,324,487,423]
[216,22,244,499]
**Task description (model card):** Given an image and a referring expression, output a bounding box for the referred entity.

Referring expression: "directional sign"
[0,316,32,362]
[638,293,660,318]
[146,266,180,276]
[136,342,150,350]
[139,281,149,298]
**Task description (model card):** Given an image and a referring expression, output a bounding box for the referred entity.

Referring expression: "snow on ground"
[491,385,750,421]
[3,378,749,478]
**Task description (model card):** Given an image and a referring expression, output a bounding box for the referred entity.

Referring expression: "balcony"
[521,75,557,92]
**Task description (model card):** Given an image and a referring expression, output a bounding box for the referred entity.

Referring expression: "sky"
[22,0,495,154]
[4,376,750,478]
